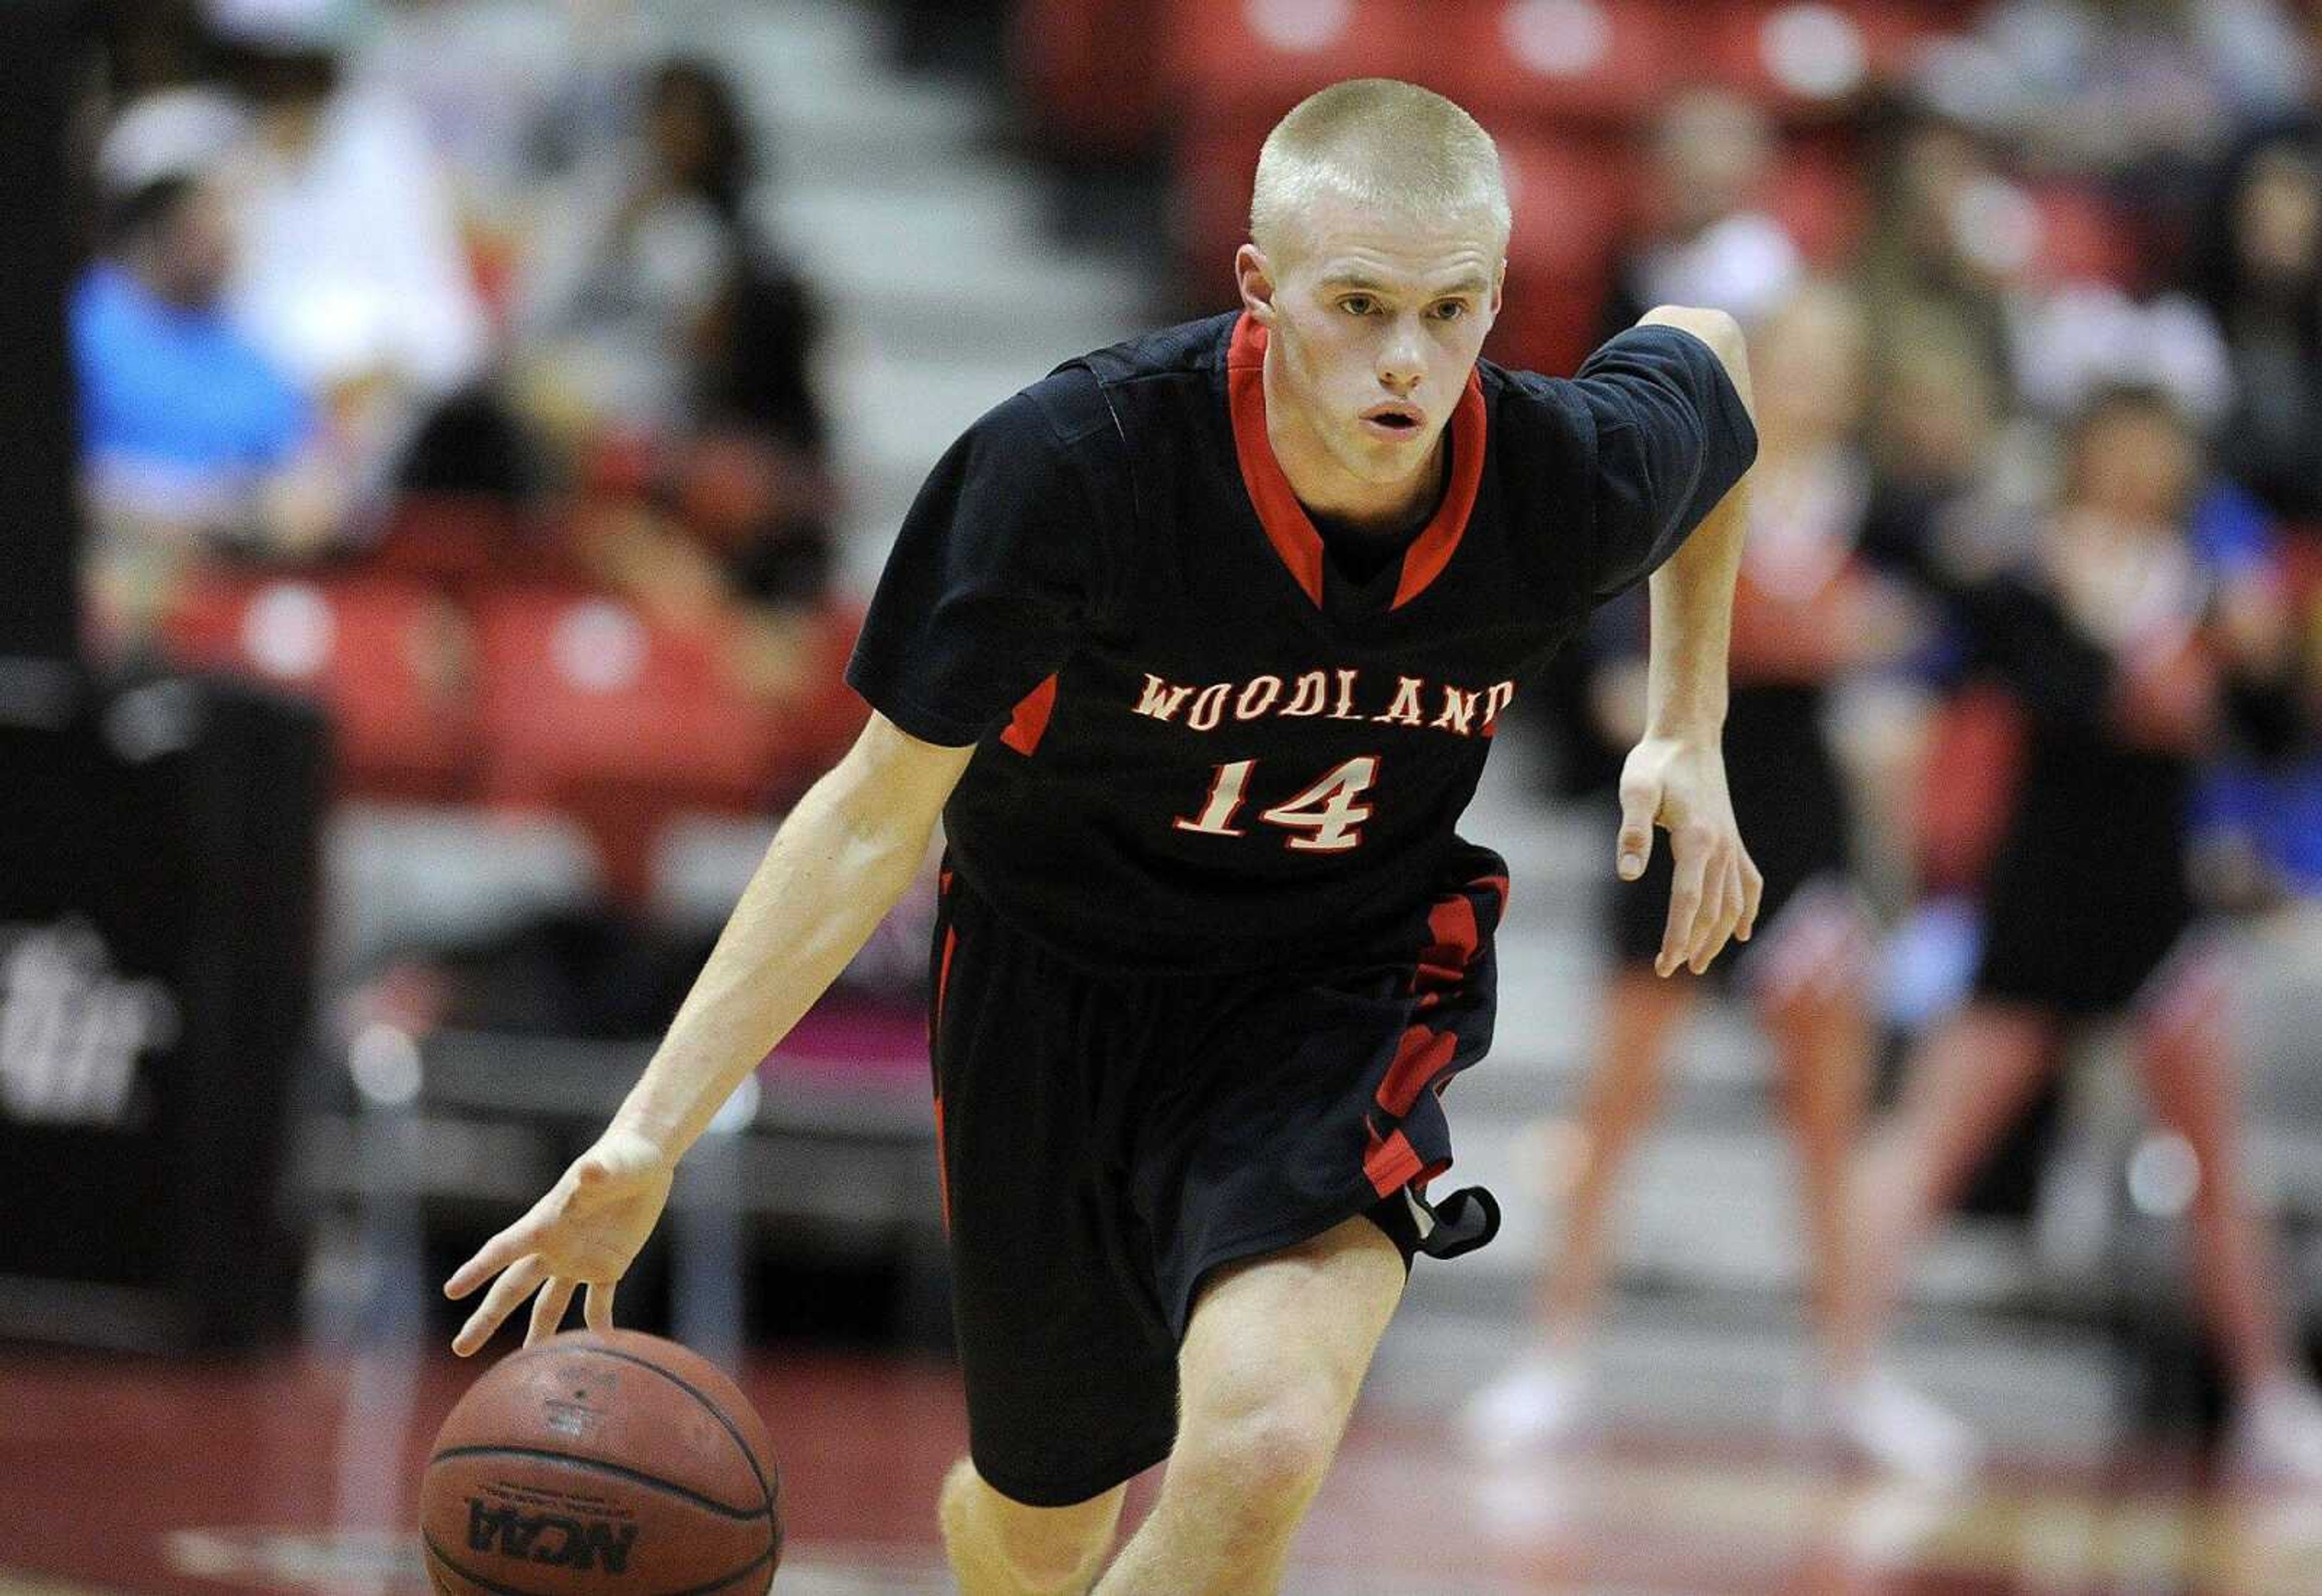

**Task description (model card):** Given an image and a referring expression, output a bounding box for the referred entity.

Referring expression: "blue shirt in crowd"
[72,262,314,485]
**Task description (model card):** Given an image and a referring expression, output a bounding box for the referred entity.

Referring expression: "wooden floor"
[1,1346,2317,1595]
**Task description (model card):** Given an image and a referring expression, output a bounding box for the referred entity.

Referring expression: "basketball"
[421,1329,781,1596]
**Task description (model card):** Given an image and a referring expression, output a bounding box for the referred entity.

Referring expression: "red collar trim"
[1226,312,1486,611]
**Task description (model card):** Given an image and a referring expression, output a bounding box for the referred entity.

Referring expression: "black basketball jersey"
[847,312,1755,970]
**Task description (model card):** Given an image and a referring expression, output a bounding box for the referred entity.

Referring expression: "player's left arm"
[1618,307,1762,978]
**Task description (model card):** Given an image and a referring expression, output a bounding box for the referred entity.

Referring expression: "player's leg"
[939,1461,1125,1596]
[1094,1214,1407,1596]
[927,868,1178,1590]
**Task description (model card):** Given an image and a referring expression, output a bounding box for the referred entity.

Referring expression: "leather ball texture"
[421,1329,781,1596]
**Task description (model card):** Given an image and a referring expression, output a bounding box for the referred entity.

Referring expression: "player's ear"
[1489,259,1506,319]
[1235,244,1279,326]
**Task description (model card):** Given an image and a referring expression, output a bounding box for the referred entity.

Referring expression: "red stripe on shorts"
[1376,1025,1457,1119]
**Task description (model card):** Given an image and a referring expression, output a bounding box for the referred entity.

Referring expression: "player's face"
[1250,198,1503,489]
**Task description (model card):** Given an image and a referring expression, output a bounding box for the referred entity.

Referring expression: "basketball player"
[446,80,1761,1594]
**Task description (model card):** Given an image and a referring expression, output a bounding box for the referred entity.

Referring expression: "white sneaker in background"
[2225,1375,2322,1489]
[1788,1367,1985,1485]
[1459,1352,1594,1459]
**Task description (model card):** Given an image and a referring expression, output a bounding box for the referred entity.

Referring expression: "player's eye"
[1339,295,1377,317]
[1429,300,1469,322]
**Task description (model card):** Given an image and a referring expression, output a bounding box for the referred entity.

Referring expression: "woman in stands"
[1844,384,2322,1486]
[1465,283,1962,1476]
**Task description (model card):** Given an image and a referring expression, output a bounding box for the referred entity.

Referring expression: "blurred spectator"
[351,0,659,282]
[209,0,493,503]
[97,0,216,99]
[1532,93,1804,797]
[2190,482,2322,905]
[1972,0,2315,187]
[2191,126,2322,524]
[513,55,839,616]
[1855,100,2023,436]
[74,89,346,644]
[1846,385,2322,1486]
[2008,280,2235,424]
[1859,303,2013,585]
[1468,286,1956,1477]
[1600,90,1802,335]
[513,58,763,446]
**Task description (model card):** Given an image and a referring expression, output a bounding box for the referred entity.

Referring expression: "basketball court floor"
[4,1345,2318,1596]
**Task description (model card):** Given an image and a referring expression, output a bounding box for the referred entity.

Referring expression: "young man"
[445,79,1760,1594]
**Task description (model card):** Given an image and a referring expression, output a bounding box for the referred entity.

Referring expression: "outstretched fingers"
[1685,844,1730,974]
[1689,850,1741,973]
[455,1253,550,1356]
[527,1276,580,1347]
[1736,850,1764,943]
[444,1215,544,1302]
[1657,831,1709,978]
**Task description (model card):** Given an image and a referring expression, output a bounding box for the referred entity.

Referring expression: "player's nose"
[1375,357,1423,395]
[1376,323,1426,393]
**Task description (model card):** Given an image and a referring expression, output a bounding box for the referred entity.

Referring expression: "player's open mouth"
[1360,406,1423,436]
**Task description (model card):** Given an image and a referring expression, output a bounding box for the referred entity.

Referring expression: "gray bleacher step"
[769,88,1005,183]
[1373,1303,2125,1463]
[809,276,1147,364]
[770,175,1073,276]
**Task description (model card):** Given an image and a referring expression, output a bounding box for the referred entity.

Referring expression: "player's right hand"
[444,1126,676,1355]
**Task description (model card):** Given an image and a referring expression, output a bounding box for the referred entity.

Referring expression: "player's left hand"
[1616,732,1763,977]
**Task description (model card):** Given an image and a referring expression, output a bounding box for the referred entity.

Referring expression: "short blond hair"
[1249,79,1511,262]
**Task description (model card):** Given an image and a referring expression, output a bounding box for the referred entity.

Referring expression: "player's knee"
[940,1458,1116,1594]
[990,1524,1110,1594]
[1179,1369,1345,1517]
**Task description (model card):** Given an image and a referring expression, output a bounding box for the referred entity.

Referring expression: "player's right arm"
[443,712,972,1354]
[445,371,1107,1354]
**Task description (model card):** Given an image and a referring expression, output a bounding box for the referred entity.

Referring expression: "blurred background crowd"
[48,0,2322,1494]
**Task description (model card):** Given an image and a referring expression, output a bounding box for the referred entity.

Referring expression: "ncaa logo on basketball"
[466,1500,638,1573]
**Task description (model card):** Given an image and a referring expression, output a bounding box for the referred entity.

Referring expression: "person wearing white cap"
[204,0,490,498]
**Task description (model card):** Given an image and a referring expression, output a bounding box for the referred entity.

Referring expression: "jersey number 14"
[1173,756,1378,853]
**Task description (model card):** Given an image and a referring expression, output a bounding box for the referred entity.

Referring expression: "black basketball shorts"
[926,842,1507,1508]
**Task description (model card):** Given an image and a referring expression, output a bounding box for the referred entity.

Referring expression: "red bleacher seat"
[763,601,870,808]
[1013,0,1166,160]
[2278,526,2322,615]
[1490,132,1636,372]
[1763,145,1869,268]
[1171,116,1272,283]
[1437,0,1690,133]
[1708,1,1962,115]
[1162,0,1442,127]
[160,573,478,802]
[472,586,783,903]
[1501,132,1635,283]
[368,494,533,591]
[2024,182,2141,290]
